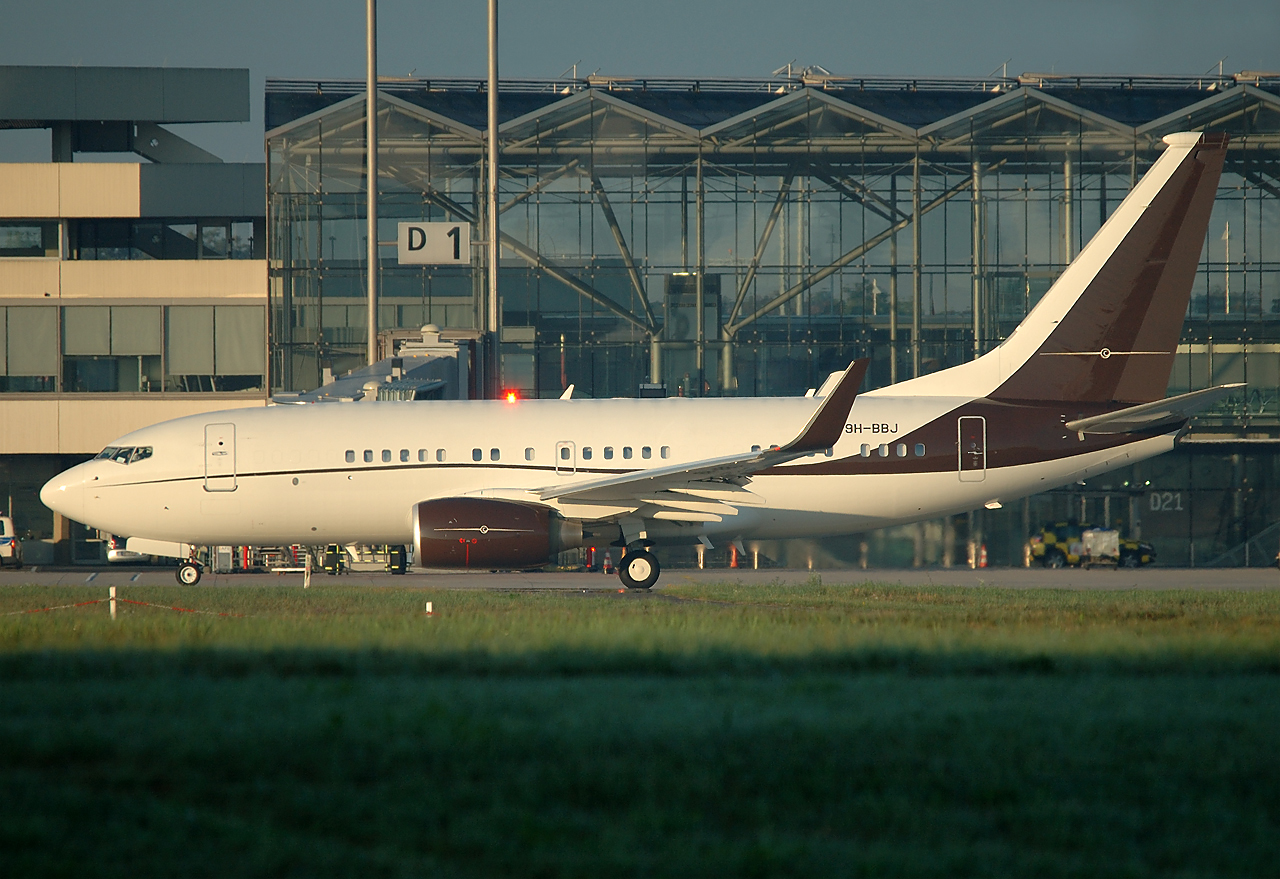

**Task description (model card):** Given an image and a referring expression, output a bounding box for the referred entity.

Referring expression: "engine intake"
[413,497,583,569]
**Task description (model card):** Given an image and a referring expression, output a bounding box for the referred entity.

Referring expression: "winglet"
[781,358,869,453]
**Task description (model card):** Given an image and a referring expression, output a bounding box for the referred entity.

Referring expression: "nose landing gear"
[618,549,660,590]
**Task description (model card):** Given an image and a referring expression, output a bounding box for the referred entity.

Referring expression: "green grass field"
[2,581,1279,877]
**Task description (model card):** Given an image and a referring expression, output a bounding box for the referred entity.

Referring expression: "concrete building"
[0,67,266,562]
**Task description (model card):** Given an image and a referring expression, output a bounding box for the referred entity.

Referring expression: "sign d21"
[397,222,471,265]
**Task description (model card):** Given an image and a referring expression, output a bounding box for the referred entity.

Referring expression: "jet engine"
[412,497,583,569]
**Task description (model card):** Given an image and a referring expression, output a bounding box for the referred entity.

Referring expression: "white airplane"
[42,132,1237,589]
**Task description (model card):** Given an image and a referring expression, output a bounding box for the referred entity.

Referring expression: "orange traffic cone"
[603,551,613,574]
[978,544,988,568]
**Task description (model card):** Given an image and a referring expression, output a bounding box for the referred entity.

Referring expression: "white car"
[0,515,21,568]
[106,535,149,564]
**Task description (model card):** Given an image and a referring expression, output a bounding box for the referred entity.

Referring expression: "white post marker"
[303,552,311,589]
[425,601,434,616]
[109,586,117,621]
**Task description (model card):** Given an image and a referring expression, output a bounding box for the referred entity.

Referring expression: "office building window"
[72,218,263,260]
[0,222,58,258]
[62,306,162,392]
[0,307,57,392]
[165,305,265,392]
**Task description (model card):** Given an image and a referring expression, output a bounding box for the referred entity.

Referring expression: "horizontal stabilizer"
[1065,384,1244,435]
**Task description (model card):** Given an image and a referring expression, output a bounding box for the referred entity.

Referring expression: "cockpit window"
[96,445,153,465]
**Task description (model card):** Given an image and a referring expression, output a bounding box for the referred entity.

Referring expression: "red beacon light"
[504,390,519,403]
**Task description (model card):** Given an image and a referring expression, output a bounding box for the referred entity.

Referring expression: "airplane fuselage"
[44,392,1175,548]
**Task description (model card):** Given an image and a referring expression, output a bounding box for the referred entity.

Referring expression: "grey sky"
[1,0,1276,161]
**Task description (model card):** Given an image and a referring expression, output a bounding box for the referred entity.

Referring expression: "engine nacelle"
[412,497,583,569]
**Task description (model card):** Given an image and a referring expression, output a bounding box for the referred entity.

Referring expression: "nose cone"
[40,466,86,521]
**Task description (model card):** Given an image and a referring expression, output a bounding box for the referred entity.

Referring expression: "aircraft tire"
[176,561,202,585]
[618,549,660,590]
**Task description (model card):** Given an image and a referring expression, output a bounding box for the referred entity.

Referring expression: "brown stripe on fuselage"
[765,398,1176,476]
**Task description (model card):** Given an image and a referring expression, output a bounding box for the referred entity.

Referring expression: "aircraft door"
[555,441,576,476]
[957,416,986,482]
[204,423,237,491]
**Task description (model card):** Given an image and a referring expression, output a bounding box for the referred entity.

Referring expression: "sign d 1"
[397,222,471,265]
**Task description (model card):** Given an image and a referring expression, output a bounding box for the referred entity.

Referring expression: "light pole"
[365,0,379,365]
[486,0,501,396]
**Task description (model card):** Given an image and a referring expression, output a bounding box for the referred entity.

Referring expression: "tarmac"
[2,565,1278,591]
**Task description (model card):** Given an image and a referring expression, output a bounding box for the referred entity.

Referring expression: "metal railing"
[1205,520,1280,567]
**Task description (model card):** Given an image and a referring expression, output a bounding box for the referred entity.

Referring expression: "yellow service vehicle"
[1027,521,1156,569]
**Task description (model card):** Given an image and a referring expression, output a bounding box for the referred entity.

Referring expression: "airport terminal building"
[4,65,1280,566]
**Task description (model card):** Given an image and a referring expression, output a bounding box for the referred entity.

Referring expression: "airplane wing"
[1065,384,1244,435]
[537,359,868,521]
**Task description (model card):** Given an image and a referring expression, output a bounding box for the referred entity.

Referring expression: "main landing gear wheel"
[618,549,660,590]
[176,561,202,585]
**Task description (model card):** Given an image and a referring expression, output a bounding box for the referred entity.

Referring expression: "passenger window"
[418,449,427,462]
[436,449,445,462]
[363,450,373,463]
[583,447,593,460]
[915,443,926,457]
[345,450,355,463]
[660,446,670,459]
[560,447,570,460]
[896,443,907,458]
[860,444,870,458]
[382,450,391,463]
[623,447,632,459]
[490,448,500,461]
[472,448,482,461]
[525,448,535,461]
[400,449,409,463]
[604,447,614,460]
[642,446,652,459]
[878,444,889,457]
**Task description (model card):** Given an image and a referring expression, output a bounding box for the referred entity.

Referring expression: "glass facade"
[266,73,1280,566]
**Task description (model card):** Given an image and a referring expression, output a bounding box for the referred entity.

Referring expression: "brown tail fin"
[992,133,1227,404]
